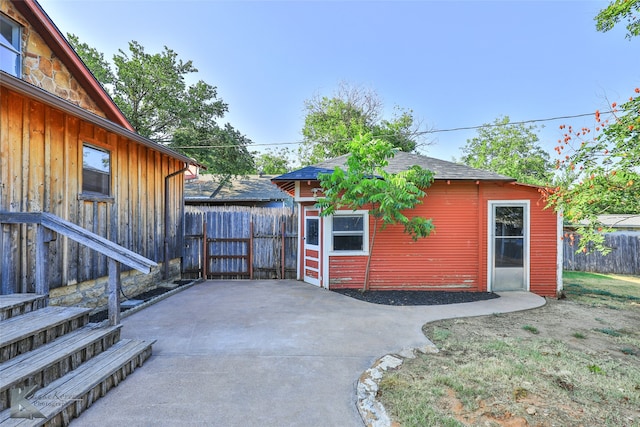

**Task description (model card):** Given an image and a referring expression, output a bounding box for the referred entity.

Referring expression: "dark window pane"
[334,235,363,251]
[306,218,318,246]
[333,216,363,232]
[495,238,524,267]
[82,169,110,195]
[82,145,111,195]
[495,207,523,236]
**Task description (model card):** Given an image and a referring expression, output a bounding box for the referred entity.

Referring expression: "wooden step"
[0,339,155,426]
[0,295,47,321]
[0,324,122,411]
[0,307,90,363]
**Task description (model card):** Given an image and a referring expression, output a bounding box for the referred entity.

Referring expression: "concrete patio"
[70,280,545,426]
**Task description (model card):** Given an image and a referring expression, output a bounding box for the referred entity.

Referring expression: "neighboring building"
[185,174,293,208]
[0,0,196,308]
[272,152,562,297]
[565,214,640,231]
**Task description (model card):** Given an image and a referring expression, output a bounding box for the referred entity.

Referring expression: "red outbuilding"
[272,152,562,297]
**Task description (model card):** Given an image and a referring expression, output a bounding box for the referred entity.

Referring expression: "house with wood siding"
[272,152,563,297]
[0,0,196,309]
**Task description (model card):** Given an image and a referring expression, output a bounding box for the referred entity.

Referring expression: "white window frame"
[326,210,369,256]
[0,14,22,77]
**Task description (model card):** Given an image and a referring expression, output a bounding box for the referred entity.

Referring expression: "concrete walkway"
[70,280,545,427]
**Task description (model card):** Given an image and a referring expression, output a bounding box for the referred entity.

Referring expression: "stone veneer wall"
[49,259,182,313]
[1,0,106,118]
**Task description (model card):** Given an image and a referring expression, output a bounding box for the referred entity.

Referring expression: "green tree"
[300,83,421,164]
[67,34,113,87]
[68,35,254,176]
[316,134,435,291]
[546,89,640,254]
[253,147,292,175]
[545,1,640,254]
[460,116,553,185]
[595,0,640,39]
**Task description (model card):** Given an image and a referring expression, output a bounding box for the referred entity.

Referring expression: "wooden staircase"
[0,294,155,426]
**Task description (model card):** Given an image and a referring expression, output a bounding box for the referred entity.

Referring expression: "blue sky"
[38,0,638,164]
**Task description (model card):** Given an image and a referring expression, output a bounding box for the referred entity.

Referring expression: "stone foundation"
[49,259,182,313]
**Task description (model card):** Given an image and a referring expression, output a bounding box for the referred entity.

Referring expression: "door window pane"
[495,206,523,236]
[494,238,524,267]
[305,218,319,246]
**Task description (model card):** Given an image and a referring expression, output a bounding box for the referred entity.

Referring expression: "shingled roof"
[273,151,515,182]
[185,174,292,204]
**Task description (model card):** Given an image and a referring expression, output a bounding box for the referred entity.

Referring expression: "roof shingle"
[273,152,514,182]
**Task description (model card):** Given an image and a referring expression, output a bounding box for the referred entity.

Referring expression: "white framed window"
[82,144,111,196]
[328,210,369,255]
[1,14,22,77]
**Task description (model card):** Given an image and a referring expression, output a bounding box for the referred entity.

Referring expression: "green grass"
[563,271,640,309]
[595,328,623,337]
[377,271,640,426]
[380,333,640,426]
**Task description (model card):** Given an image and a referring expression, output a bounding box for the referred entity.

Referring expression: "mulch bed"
[89,280,194,323]
[332,289,500,306]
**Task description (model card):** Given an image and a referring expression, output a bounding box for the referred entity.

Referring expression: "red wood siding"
[298,182,320,198]
[327,180,559,296]
[330,181,482,291]
[480,183,558,297]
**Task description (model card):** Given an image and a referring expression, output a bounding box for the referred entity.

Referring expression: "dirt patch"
[440,299,640,362]
[378,298,640,426]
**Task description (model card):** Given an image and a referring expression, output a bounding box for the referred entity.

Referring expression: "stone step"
[0,307,91,363]
[0,339,155,426]
[0,295,47,321]
[0,324,122,411]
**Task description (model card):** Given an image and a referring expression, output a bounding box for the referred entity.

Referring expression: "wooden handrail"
[0,212,156,273]
[0,211,158,325]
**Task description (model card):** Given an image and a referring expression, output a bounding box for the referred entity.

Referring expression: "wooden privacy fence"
[563,231,640,275]
[183,206,298,280]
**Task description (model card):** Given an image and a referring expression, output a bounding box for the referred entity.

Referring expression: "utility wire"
[157,109,615,149]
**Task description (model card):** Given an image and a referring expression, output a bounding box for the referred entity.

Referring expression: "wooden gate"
[183,206,298,280]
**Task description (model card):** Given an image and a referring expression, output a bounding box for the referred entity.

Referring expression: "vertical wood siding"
[0,87,185,292]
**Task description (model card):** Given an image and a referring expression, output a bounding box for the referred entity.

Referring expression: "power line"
[159,109,615,149]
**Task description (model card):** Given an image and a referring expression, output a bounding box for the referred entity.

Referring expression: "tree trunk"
[363,215,379,292]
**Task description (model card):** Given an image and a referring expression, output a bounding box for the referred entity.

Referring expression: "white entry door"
[303,207,321,286]
[490,202,529,292]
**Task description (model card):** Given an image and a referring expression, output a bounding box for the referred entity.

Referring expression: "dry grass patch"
[377,273,640,427]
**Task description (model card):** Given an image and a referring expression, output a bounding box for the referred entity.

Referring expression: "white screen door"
[303,207,321,286]
[491,203,528,291]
